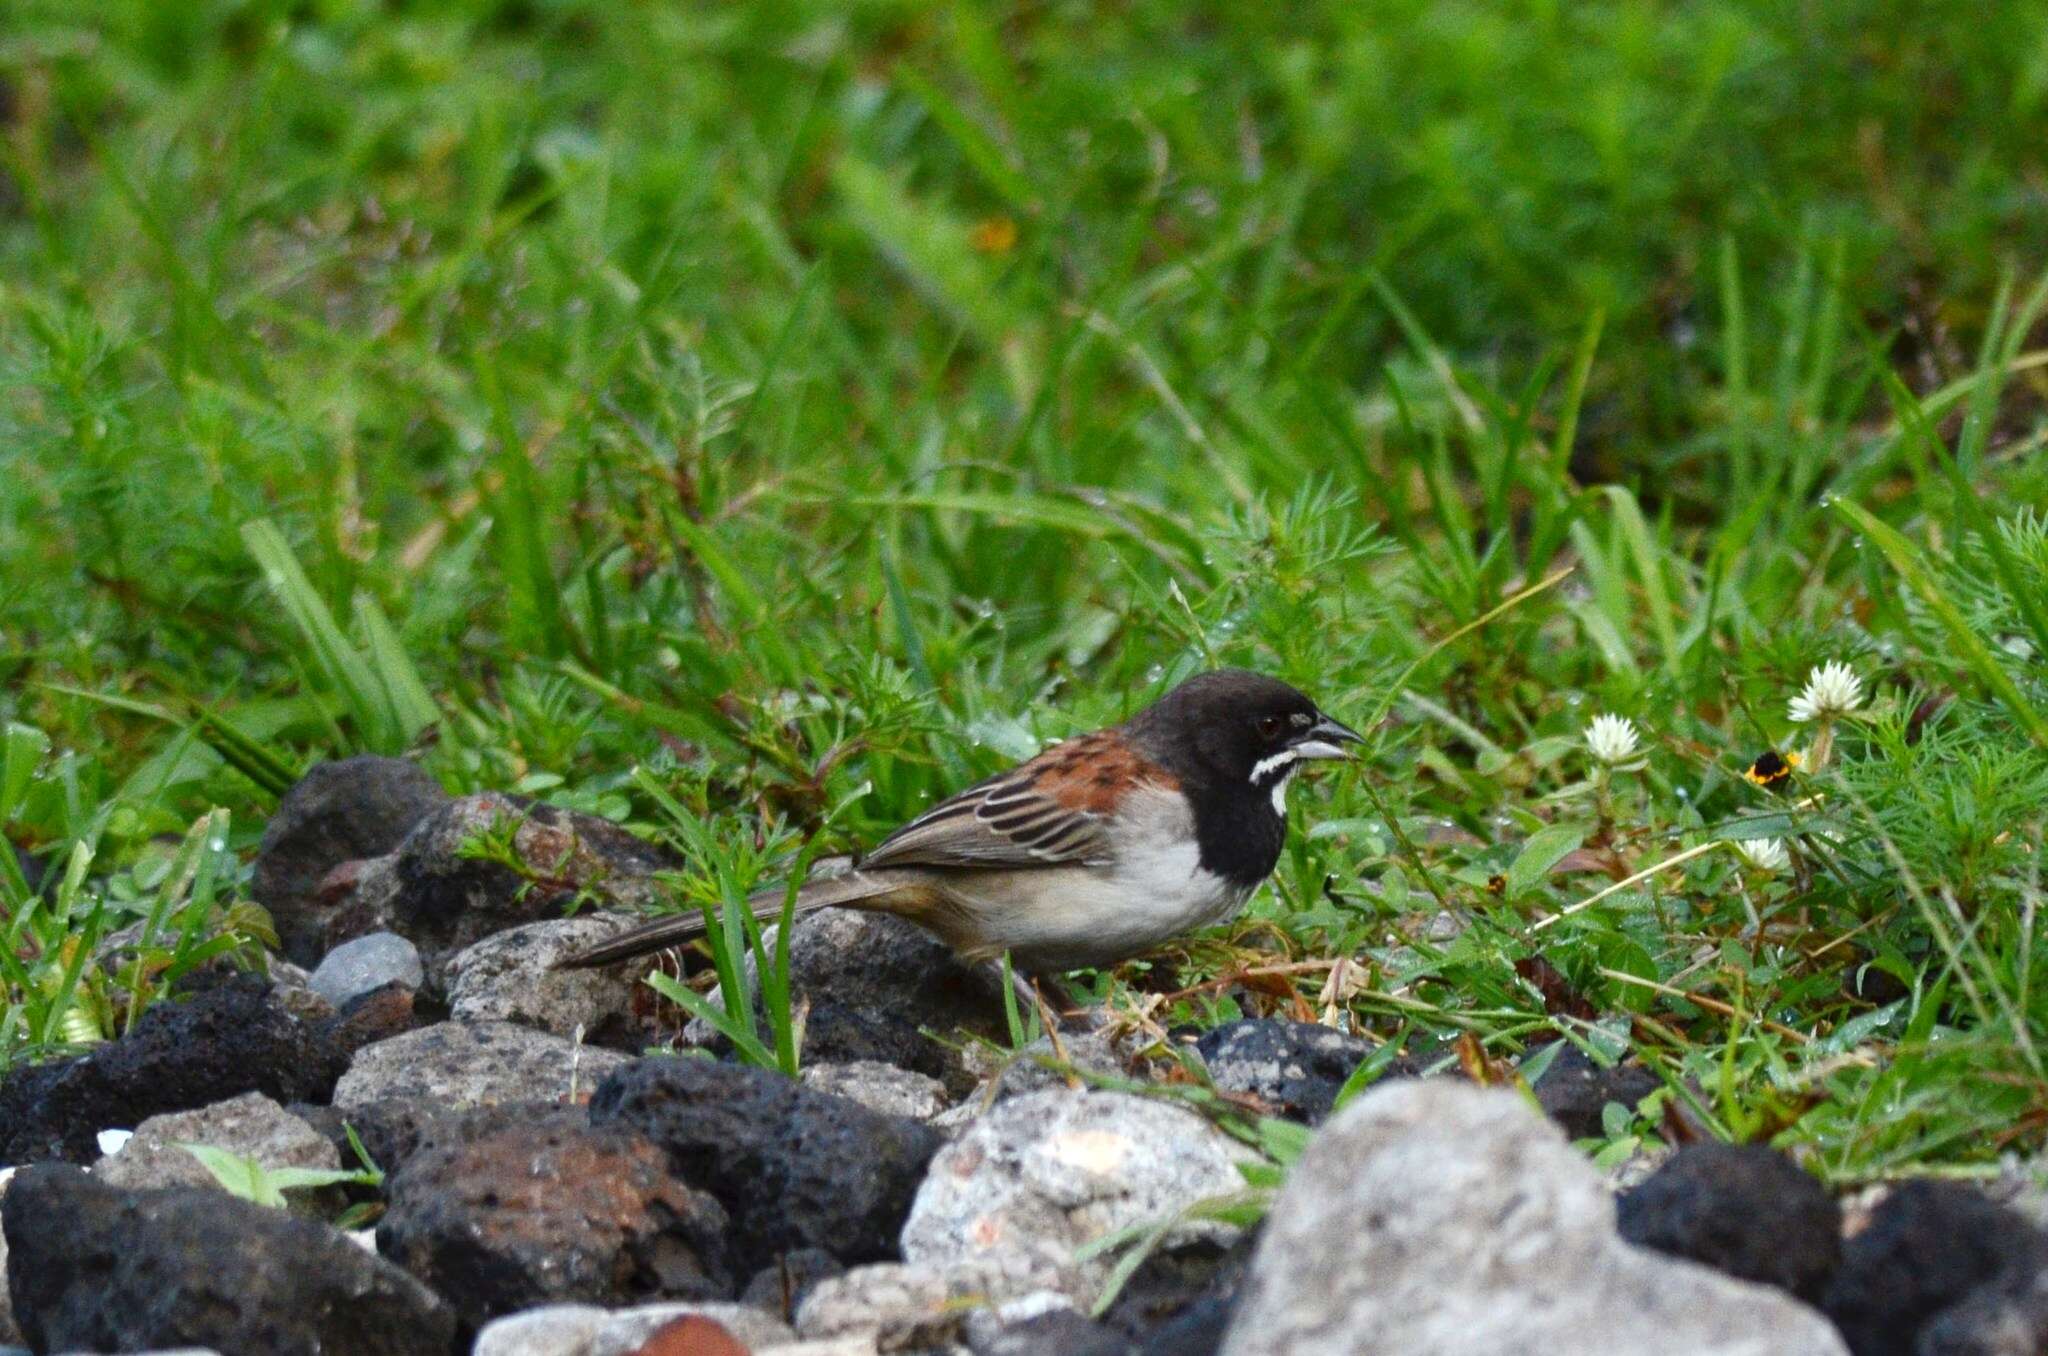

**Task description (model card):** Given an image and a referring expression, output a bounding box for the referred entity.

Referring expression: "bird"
[557,669,1364,976]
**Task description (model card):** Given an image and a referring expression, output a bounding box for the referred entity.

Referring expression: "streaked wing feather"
[858,732,1156,871]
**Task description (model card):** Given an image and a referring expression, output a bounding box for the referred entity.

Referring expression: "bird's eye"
[1256,714,1285,740]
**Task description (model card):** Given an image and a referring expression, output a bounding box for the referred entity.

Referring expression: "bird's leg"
[985,959,1093,1035]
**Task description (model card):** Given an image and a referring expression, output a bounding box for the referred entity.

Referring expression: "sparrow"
[558,669,1364,975]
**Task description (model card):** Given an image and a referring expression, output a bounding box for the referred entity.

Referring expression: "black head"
[1127,669,1364,795]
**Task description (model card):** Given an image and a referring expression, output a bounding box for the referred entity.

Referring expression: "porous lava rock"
[2,1163,455,1355]
[1823,1180,2048,1356]
[1618,1142,1841,1302]
[387,793,676,970]
[0,974,345,1165]
[253,756,448,963]
[377,1106,733,1333]
[588,1055,941,1275]
[1531,1043,1662,1140]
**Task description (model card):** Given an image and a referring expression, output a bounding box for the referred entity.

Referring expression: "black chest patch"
[1185,780,1289,890]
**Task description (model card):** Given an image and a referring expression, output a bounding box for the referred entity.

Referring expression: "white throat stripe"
[1249,748,1303,784]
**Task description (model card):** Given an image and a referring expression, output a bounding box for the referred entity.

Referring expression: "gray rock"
[472,1302,796,1355]
[254,756,449,963]
[473,1306,606,1356]
[989,1027,1134,1104]
[1219,1080,1849,1356]
[3,1163,455,1355]
[801,1061,950,1122]
[797,1255,1077,1347]
[742,1247,847,1321]
[333,1021,627,1118]
[445,915,652,1046]
[901,1089,1258,1290]
[1193,1019,1384,1124]
[90,1091,339,1198]
[310,932,424,1008]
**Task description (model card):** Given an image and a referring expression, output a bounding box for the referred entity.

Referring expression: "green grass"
[5,0,2048,1183]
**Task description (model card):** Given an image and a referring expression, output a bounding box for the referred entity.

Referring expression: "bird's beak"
[1293,713,1366,761]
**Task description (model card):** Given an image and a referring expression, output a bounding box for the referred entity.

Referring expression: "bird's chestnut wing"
[858,730,1170,871]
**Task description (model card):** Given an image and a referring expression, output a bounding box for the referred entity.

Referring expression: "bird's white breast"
[940,781,1247,970]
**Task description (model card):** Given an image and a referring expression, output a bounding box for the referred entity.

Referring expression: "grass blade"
[1834,499,2048,747]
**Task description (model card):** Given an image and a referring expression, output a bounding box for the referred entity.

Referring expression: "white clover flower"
[1788,661,1864,723]
[1732,837,1788,873]
[1585,714,1642,766]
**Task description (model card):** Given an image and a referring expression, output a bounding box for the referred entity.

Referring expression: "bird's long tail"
[551,868,926,970]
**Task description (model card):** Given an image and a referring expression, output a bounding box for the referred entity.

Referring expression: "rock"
[445,915,652,1047]
[310,932,424,1008]
[971,1309,1137,1356]
[387,793,676,969]
[1193,1020,1385,1124]
[289,1096,440,1178]
[1823,1181,2048,1356]
[1918,1261,2048,1355]
[0,974,346,1165]
[903,1089,1257,1290]
[90,1091,340,1199]
[471,1302,796,1355]
[263,955,336,1024]
[254,756,449,963]
[991,1025,1134,1096]
[1618,1142,1842,1302]
[1102,1233,1254,1349]
[1532,1043,1662,1140]
[590,1303,795,1354]
[332,1020,627,1121]
[0,1168,16,1345]
[323,980,422,1055]
[715,907,1010,1092]
[471,1305,605,1356]
[315,853,406,953]
[377,1106,732,1332]
[1219,1080,1850,1356]
[2,1163,455,1355]
[796,1255,1077,1347]
[588,1055,941,1275]
[800,1061,949,1122]
[1136,1290,1238,1356]
[742,1248,848,1322]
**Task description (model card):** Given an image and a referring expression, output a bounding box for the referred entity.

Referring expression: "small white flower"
[1732,837,1788,873]
[1788,661,1864,723]
[1585,714,1642,766]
